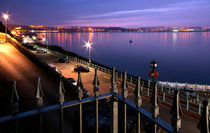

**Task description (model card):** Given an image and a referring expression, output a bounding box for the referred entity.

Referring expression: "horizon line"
[7,23,210,28]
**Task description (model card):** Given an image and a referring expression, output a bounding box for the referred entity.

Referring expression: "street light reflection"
[84,41,92,62]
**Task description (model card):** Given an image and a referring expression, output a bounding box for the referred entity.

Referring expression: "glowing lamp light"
[84,41,92,49]
[42,38,46,41]
[84,41,92,62]
[150,60,157,69]
[3,13,9,20]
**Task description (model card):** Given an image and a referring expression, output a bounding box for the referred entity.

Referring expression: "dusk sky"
[1,0,210,27]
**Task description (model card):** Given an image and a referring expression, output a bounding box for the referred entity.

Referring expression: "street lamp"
[149,60,158,81]
[2,13,9,42]
[84,41,92,62]
[150,60,158,70]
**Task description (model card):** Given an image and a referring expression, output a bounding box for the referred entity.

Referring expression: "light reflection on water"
[37,32,210,85]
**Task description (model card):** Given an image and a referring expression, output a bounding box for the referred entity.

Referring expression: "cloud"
[65,0,210,27]
[78,0,210,19]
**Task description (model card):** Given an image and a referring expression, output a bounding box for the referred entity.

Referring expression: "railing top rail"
[114,93,174,133]
[0,93,112,123]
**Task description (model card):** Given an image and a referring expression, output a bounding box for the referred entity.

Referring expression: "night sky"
[1,0,210,27]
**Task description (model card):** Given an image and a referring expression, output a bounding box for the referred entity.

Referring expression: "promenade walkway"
[32,46,200,133]
[0,35,76,132]
[0,33,203,132]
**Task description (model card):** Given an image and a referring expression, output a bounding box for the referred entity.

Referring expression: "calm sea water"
[37,32,210,85]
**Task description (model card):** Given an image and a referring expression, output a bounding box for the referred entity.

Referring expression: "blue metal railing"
[74,57,209,116]
[0,68,209,133]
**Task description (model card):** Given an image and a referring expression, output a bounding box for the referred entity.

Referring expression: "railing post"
[184,83,188,89]
[36,77,44,133]
[58,75,65,133]
[170,90,182,132]
[135,77,142,133]
[166,81,169,88]
[150,82,159,133]
[168,87,171,95]
[161,84,164,92]
[93,68,100,133]
[197,100,209,133]
[77,72,83,133]
[110,67,118,94]
[198,103,201,114]
[186,92,189,110]
[110,67,118,133]
[115,72,118,81]
[77,72,84,94]
[121,72,128,133]
[147,80,150,96]
[163,91,165,102]
[194,83,197,91]
[176,82,179,92]
[196,95,199,104]
[10,80,19,133]
[205,84,207,92]
[141,81,144,95]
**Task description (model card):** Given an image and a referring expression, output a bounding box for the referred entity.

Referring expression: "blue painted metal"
[197,100,209,133]
[113,93,174,133]
[10,80,19,114]
[93,68,99,97]
[77,72,83,101]
[0,61,208,133]
[147,80,150,96]
[170,90,182,132]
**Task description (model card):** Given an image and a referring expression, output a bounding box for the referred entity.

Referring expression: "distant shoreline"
[31,31,210,33]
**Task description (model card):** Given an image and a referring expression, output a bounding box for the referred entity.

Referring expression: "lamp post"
[2,13,9,42]
[149,60,159,132]
[84,41,92,63]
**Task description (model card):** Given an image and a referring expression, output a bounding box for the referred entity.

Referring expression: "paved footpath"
[32,46,200,133]
[0,36,75,132]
